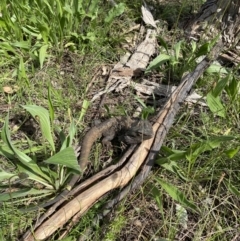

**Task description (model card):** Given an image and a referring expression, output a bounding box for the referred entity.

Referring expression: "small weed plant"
[0,104,79,204]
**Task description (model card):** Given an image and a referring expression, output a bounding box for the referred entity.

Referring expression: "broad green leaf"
[156,178,200,213]
[145,54,171,73]
[159,136,234,169]
[11,41,30,49]
[156,153,186,163]
[227,183,240,197]
[0,144,45,159]
[0,188,53,202]
[59,128,68,150]
[167,151,186,161]
[0,19,6,28]
[18,56,27,80]
[21,26,39,37]
[0,42,17,55]
[160,145,175,155]
[59,120,76,150]
[194,42,210,58]
[206,64,228,74]
[212,74,232,97]
[104,3,125,23]
[22,105,55,151]
[43,0,54,14]
[63,4,73,15]
[44,147,80,173]
[206,92,226,118]
[158,37,169,53]
[73,0,83,14]
[207,136,235,147]
[88,0,100,15]
[150,184,163,214]
[17,163,53,187]
[158,160,189,181]
[38,23,50,43]
[185,136,234,162]
[0,169,16,181]
[55,0,63,17]
[39,44,48,69]
[225,147,239,158]
[174,41,183,61]
[1,115,52,184]
[191,41,196,53]
[225,76,239,101]
[158,146,186,161]
[79,99,90,122]
[195,34,220,58]
[81,32,96,42]
[68,121,77,147]
[0,145,15,159]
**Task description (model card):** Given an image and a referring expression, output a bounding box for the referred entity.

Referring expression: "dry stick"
[52,145,138,239]
[85,66,103,94]
[78,40,224,241]
[20,145,137,240]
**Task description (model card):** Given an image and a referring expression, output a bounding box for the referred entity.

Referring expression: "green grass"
[1,0,240,240]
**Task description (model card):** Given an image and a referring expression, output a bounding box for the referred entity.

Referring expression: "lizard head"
[122,119,153,144]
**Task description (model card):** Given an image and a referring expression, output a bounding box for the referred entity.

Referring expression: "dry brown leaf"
[3,86,14,94]
[141,4,157,29]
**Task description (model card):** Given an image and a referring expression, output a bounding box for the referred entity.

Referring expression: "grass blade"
[156,178,200,213]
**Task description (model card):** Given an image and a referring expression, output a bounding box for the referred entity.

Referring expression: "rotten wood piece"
[184,0,240,65]
[91,28,157,103]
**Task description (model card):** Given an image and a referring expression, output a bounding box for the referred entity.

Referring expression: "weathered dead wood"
[91,28,156,103]
[219,50,240,65]
[184,0,240,64]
